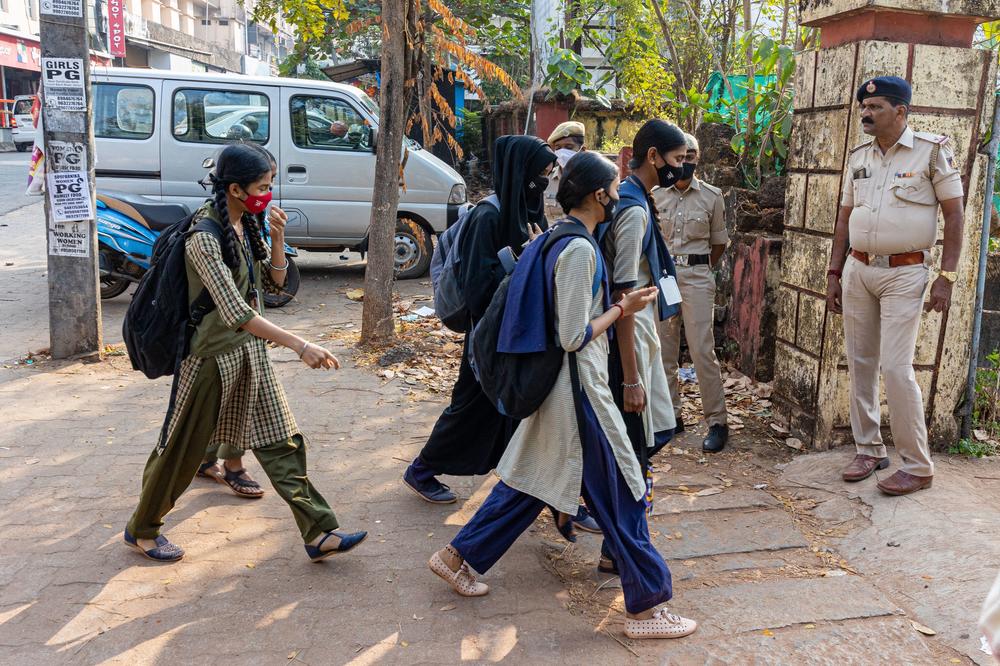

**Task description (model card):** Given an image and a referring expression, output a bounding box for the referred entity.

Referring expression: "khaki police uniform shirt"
[840,126,964,255]
[653,178,729,256]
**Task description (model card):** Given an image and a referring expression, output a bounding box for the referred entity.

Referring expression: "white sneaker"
[429,552,490,597]
[624,608,698,639]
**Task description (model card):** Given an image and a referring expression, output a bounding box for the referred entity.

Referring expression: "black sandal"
[548,507,577,543]
[221,466,264,499]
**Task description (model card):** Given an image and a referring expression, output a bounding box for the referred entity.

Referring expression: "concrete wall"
[773,12,998,450]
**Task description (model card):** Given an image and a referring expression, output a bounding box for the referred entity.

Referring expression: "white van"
[11,95,36,152]
[90,67,469,278]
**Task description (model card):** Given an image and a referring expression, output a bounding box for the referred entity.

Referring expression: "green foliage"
[459,107,484,157]
[948,438,999,458]
[599,135,629,154]
[278,57,331,81]
[545,49,610,107]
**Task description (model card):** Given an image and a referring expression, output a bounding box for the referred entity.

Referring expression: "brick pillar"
[773,0,999,450]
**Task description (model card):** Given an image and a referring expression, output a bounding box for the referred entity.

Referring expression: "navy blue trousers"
[451,393,673,614]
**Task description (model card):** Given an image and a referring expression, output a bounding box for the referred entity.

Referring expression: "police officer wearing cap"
[544,121,587,220]
[653,133,730,452]
[827,76,965,496]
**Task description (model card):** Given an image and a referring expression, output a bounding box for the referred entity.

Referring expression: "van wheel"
[263,256,300,308]
[394,217,432,280]
[15,142,29,152]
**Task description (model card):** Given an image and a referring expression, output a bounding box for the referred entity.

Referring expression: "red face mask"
[241,190,272,214]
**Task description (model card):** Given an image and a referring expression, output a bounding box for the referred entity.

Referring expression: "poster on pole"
[40,0,82,17]
[107,0,126,57]
[41,58,86,111]
[47,171,94,223]
[48,221,90,257]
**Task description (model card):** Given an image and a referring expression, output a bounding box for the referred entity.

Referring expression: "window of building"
[289,95,371,152]
[26,0,36,20]
[94,84,155,140]
[218,18,228,25]
[200,19,210,25]
[173,88,270,144]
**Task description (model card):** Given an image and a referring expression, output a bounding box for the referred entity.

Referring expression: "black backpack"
[471,223,603,419]
[122,214,222,379]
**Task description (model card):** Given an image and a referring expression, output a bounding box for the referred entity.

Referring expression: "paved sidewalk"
[1,202,997,664]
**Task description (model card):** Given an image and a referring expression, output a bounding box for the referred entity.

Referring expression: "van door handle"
[287,164,308,184]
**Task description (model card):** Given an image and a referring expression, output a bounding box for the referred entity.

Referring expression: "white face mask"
[555,148,579,169]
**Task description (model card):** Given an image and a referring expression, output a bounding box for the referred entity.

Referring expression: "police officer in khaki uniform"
[827,76,965,496]
[653,133,731,452]
[544,121,587,221]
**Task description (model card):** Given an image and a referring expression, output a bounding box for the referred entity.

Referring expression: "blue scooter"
[96,191,299,307]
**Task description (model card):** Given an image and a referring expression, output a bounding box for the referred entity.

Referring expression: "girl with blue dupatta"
[427,151,698,641]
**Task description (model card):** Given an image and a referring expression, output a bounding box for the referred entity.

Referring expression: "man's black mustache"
[861,118,874,124]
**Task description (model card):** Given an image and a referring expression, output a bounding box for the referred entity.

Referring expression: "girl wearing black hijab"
[403,135,558,504]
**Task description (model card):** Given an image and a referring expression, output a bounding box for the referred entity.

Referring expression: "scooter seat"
[98,191,191,232]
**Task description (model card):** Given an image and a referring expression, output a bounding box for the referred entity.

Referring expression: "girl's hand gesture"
[268,205,288,238]
[300,342,340,370]
[527,222,544,242]
[618,286,658,317]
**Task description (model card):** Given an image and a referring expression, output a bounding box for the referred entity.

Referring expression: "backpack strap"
[188,216,224,325]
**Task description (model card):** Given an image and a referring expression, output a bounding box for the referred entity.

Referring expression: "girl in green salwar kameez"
[124,143,366,563]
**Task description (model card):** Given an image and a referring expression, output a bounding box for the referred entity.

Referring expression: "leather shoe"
[842,454,889,482]
[877,470,932,496]
[702,424,728,453]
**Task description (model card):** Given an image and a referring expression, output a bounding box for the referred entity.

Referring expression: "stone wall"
[696,123,786,381]
[773,0,999,450]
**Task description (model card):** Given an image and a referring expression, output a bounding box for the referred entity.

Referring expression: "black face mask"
[680,162,696,181]
[526,175,549,200]
[656,161,685,189]
[601,194,618,223]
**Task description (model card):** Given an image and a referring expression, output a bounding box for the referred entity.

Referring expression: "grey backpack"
[430,194,499,332]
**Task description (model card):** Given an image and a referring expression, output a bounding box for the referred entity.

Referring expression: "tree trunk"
[361,0,411,346]
[742,0,756,182]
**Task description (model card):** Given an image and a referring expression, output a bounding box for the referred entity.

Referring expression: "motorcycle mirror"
[202,157,215,169]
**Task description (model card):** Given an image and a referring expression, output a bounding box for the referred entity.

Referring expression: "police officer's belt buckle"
[675,254,689,267]
[871,255,891,269]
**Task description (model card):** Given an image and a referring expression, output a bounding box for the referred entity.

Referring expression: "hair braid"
[212,187,240,270]
[242,211,270,261]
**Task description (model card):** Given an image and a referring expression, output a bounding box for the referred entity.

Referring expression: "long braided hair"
[209,143,272,269]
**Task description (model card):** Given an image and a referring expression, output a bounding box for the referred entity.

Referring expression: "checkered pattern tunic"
[156,230,297,454]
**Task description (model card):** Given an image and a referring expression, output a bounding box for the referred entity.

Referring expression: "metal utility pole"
[530,0,562,87]
[39,0,102,359]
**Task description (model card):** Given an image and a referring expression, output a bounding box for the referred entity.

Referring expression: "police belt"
[673,253,711,267]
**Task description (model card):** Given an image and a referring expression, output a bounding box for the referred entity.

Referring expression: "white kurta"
[604,205,677,446]
[496,238,647,515]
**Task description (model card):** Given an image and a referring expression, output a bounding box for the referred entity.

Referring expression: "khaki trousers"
[842,256,933,476]
[657,264,727,427]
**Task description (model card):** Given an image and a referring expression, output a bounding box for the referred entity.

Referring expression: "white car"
[11,95,36,152]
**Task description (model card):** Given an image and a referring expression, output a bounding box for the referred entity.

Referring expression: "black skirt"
[418,335,518,476]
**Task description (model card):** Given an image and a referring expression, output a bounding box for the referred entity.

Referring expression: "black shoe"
[674,419,685,435]
[702,424,729,453]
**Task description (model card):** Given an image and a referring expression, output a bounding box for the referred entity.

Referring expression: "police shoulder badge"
[866,81,876,93]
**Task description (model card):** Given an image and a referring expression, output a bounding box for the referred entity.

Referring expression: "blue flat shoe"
[305,530,368,562]
[124,528,184,562]
[402,465,457,504]
[572,505,602,534]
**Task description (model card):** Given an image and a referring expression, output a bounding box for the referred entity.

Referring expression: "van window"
[173,89,270,144]
[13,98,33,116]
[290,95,371,152]
[94,84,155,140]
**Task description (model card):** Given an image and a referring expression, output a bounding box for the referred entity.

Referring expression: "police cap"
[856,76,912,106]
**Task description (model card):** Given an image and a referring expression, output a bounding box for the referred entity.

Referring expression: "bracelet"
[610,303,624,320]
[297,340,309,358]
[827,268,842,279]
[622,381,642,389]
[269,260,289,271]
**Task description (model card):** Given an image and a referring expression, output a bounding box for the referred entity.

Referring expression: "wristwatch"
[939,270,957,284]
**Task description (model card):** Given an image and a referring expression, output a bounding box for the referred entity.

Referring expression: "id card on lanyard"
[242,234,264,316]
